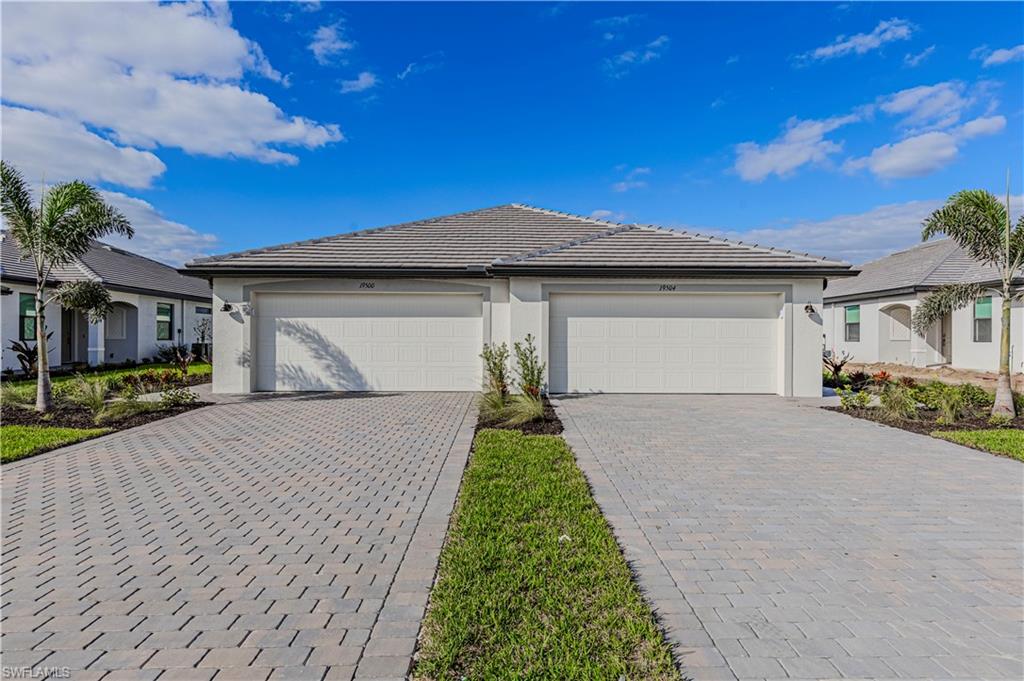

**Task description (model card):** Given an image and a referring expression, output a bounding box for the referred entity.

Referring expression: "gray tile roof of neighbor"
[185,204,853,277]
[1,233,212,301]
[824,238,1005,302]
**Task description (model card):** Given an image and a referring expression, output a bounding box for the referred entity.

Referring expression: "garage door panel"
[549,293,779,394]
[255,293,482,391]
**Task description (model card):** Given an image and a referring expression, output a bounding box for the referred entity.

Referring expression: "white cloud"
[878,81,971,131]
[590,209,627,222]
[734,112,863,182]
[710,97,725,110]
[2,2,342,168]
[594,15,643,28]
[981,44,1024,67]
[604,35,669,77]
[726,55,740,65]
[309,23,354,66]
[298,0,322,12]
[2,106,166,189]
[710,195,1024,264]
[903,45,935,68]
[99,191,219,267]
[843,115,1005,179]
[611,166,651,192]
[798,18,915,63]
[340,72,377,94]
[397,52,444,80]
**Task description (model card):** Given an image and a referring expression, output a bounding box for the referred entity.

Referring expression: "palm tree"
[1,161,133,412]
[912,182,1022,419]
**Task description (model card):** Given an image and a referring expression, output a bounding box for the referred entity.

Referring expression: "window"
[196,306,212,315]
[844,305,860,342]
[18,293,35,341]
[156,303,173,341]
[106,306,126,340]
[974,297,992,343]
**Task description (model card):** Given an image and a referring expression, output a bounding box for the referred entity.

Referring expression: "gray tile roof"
[186,204,852,276]
[1,233,211,301]
[824,238,1004,301]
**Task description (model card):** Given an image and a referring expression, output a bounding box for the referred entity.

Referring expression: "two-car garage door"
[549,293,780,394]
[254,293,482,391]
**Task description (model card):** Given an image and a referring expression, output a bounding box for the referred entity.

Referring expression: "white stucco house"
[823,238,1024,373]
[1,233,213,372]
[183,204,853,397]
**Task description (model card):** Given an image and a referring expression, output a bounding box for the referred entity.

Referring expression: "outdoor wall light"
[804,303,817,315]
[220,303,233,312]
[0,286,12,296]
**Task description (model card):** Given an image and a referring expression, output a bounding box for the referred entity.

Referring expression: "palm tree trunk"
[993,294,1015,418]
[34,289,53,413]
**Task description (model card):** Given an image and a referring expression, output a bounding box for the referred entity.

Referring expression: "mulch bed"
[824,407,1024,435]
[476,396,564,436]
[2,402,209,431]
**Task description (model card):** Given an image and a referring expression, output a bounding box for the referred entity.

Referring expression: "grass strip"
[933,429,1024,461]
[1,425,111,464]
[414,428,680,680]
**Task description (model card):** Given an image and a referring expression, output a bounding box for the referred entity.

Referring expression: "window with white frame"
[844,305,860,342]
[156,302,174,341]
[973,297,992,342]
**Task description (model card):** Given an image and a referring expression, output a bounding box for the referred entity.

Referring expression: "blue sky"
[2,1,1022,265]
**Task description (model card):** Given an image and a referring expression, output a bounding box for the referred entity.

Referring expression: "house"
[822,238,1024,373]
[1,233,213,372]
[183,204,854,396]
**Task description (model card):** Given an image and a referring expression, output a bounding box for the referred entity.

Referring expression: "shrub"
[848,371,870,389]
[158,368,180,387]
[957,383,993,409]
[137,369,162,388]
[934,388,966,425]
[1,382,35,408]
[69,375,109,423]
[897,375,918,388]
[503,393,545,425]
[871,370,893,386]
[988,413,1013,427]
[836,386,871,410]
[513,334,545,397]
[1014,392,1024,414]
[822,350,852,385]
[160,386,198,408]
[479,390,509,422]
[879,382,917,422]
[97,400,161,424]
[822,370,851,389]
[480,343,511,396]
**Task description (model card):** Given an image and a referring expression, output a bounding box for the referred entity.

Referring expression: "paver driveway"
[2,392,475,681]
[555,395,1023,681]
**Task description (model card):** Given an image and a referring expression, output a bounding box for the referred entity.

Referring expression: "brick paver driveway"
[2,392,475,681]
[556,395,1023,681]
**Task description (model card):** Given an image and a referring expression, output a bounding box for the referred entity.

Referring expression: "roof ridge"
[917,238,966,284]
[509,203,635,230]
[632,223,848,266]
[187,204,520,266]
[493,223,639,264]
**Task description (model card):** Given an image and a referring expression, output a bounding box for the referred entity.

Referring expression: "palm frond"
[921,190,1004,265]
[0,161,38,252]
[912,283,985,335]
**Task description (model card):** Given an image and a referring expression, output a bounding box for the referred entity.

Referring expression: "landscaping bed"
[413,428,679,680]
[2,401,207,431]
[476,395,563,435]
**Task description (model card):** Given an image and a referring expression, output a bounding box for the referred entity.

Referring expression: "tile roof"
[824,238,1004,301]
[1,233,211,300]
[186,204,851,276]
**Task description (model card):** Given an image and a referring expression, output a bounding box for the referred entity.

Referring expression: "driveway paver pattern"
[555,394,1023,681]
[2,392,475,681]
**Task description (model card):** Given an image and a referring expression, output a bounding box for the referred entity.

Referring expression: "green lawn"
[414,429,680,681]
[8,362,211,387]
[933,429,1024,462]
[1,425,111,464]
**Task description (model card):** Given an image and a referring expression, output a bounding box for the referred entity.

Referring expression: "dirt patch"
[824,406,1023,435]
[845,362,1024,391]
[2,402,209,431]
[476,397,564,436]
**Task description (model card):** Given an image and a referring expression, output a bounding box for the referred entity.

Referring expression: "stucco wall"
[213,275,825,398]
[1,283,62,373]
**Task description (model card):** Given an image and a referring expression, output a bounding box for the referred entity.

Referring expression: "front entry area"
[548,292,780,393]
[253,292,483,391]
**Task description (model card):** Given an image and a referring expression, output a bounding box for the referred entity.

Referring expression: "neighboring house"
[823,238,1024,373]
[184,204,853,397]
[1,233,213,372]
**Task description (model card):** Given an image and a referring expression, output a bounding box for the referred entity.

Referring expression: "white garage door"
[254,293,482,391]
[549,293,780,394]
